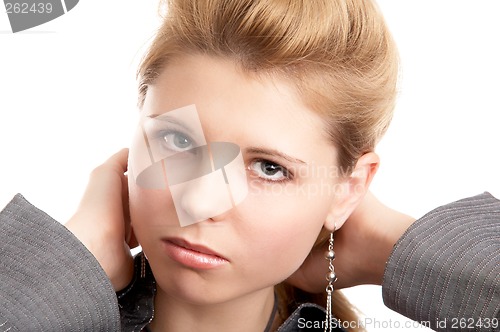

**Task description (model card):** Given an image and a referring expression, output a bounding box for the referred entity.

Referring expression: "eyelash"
[155,130,195,152]
[248,159,293,184]
[149,127,292,184]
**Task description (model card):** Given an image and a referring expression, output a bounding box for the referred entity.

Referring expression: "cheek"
[238,189,330,278]
[128,182,178,236]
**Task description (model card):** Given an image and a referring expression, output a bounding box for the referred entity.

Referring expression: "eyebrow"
[147,114,192,132]
[245,147,306,165]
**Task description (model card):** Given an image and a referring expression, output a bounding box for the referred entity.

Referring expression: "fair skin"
[128,55,377,331]
[288,191,415,291]
[66,55,413,331]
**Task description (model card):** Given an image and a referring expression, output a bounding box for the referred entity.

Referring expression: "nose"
[169,142,248,227]
[174,169,234,226]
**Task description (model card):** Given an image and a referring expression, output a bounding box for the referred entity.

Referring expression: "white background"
[1,1,499,331]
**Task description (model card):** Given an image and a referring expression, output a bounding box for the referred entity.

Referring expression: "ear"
[324,152,380,231]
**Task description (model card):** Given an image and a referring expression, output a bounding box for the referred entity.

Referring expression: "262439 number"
[450,317,498,329]
[5,2,53,14]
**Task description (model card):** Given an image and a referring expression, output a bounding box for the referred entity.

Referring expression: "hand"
[65,149,137,291]
[286,192,415,292]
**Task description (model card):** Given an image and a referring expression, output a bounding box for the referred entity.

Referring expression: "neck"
[149,286,277,332]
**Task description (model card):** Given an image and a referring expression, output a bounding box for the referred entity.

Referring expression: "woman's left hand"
[286,192,415,292]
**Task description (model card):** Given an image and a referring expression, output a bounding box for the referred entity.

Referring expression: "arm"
[286,191,415,290]
[383,192,500,331]
[0,149,137,331]
[0,194,120,331]
[288,192,499,331]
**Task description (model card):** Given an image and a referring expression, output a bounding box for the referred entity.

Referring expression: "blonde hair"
[137,0,398,330]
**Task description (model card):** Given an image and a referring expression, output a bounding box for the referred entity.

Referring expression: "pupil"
[262,162,279,175]
[174,134,190,148]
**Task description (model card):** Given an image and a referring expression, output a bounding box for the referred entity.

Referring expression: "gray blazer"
[1,193,499,331]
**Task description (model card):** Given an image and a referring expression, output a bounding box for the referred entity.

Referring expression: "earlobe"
[324,152,380,231]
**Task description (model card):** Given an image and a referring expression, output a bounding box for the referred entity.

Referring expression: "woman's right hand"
[65,149,137,291]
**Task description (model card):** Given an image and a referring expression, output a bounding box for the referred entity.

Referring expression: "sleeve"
[0,194,121,331]
[382,192,500,331]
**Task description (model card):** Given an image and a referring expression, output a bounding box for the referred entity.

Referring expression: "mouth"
[161,237,229,270]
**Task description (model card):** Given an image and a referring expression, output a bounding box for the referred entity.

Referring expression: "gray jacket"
[1,193,499,331]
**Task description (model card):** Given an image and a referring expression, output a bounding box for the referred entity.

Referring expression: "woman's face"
[129,55,344,304]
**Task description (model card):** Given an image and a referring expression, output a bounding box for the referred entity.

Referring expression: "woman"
[123,0,396,330]
[0,0,498,331]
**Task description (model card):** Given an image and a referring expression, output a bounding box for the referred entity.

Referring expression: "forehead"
[142,55,337,164]
[144,55,299,117]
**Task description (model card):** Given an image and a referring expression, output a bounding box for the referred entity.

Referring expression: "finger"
[76,149,129,221]
[104,148,129,174]
[90,148,129,195]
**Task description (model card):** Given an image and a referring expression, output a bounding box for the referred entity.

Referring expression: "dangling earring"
[324,224,337,332]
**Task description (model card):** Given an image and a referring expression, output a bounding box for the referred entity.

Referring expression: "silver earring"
[324,225,337,332]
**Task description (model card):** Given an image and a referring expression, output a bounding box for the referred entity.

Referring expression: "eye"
[162,131,193,152]
[249,160,290,182]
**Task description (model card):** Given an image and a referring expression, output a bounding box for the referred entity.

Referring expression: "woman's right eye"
[161,131,194,152]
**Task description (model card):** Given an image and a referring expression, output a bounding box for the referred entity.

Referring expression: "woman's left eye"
[162,131,194,152]
[249,160,290,182]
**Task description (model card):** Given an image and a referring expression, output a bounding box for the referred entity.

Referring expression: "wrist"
[370,205,415,285]
[353,194,415,286]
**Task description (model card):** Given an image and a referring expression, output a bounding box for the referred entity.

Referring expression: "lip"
[161,238,229,270]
